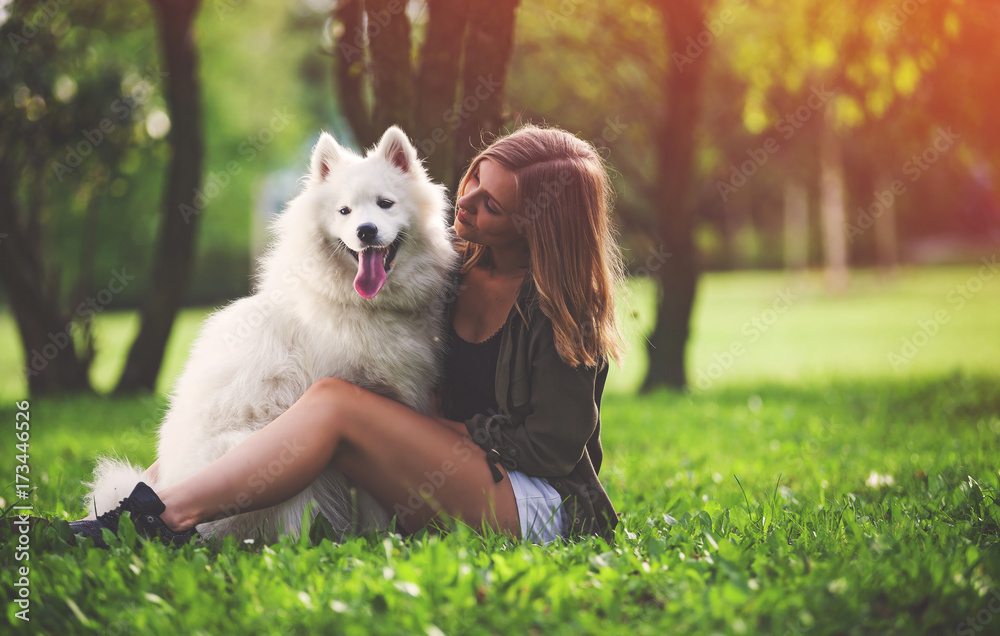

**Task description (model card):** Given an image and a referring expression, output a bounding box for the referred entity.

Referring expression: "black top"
[455,275,618,541]
[442,320,504,422]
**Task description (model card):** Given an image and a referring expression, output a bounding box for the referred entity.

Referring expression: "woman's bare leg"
[142,459,161,483]
[155,378,519,538]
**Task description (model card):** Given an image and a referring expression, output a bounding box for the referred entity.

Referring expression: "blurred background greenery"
[1,0,997,397]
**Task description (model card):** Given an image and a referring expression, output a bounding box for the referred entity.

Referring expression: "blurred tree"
[718,0,1000,277]
[505,0,1000,390]
[0,0,164,395]
[782,177,809,272]
[1,0,334,396]
[505,0,709,390]
[641,0,715,391]
[186,1,331,303]
[450,0,519,190]
[414,0,471,185]
[329,0,519,190]
[115,0,204,393]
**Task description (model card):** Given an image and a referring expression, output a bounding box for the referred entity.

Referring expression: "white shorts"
[507,470,566,543]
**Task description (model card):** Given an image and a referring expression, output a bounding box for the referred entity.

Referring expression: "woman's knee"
[298,378,357,426]
[305,377,355,403]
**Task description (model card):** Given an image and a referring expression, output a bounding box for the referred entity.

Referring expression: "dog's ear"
[373,126,418,174]
[310,132,345,183]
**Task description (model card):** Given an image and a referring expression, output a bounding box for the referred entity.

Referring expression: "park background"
[2,0,1000,634]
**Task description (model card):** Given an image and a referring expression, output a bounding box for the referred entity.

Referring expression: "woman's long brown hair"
[456,124,626,368]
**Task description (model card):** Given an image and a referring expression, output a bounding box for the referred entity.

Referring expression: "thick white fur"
[85,127,457,541]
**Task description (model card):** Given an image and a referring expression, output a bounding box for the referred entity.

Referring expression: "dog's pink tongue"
[354,247,388,299]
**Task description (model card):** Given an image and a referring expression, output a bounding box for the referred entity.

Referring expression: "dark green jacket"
[447,275,618,542]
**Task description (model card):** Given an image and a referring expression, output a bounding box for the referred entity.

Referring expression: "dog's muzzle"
[341,235,402,299]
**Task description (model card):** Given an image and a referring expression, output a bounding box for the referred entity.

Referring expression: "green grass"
[2,266,999,634]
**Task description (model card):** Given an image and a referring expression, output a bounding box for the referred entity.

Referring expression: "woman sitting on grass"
[70,124,625,545]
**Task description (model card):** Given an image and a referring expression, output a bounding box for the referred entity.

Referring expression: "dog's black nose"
[357,223,378,245]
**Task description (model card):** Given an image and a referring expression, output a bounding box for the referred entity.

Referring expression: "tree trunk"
[452,0,520,191]
[116,0,203,393]
[366,0,414,134]
[783,177,809,272]
[71,184,102,367]
[641,0,710,392]
[333,0,514,189]
[414,0,472,186]
[874,175,898,272]
[819,123,848,292]
[0,158,92,395]
[719,204,739,270]
[333,0,377,148]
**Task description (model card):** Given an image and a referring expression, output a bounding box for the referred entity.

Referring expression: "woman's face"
[454,159,525,251]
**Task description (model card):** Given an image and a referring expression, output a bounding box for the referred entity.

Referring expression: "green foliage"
[508,0,666,265]
[186,0,334,302]
[1,0,166,304]
[0,0,333,308]
[511,0,1000,271]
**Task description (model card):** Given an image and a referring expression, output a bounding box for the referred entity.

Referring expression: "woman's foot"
[68,482,198,549]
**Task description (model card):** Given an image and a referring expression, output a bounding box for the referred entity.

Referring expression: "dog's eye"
[377,198,394,210]
[339,206,351,215]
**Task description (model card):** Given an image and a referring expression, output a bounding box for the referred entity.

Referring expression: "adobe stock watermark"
[6,0,71,53]
[179,107,295,223]
[887,256,998,371]
[391,436,480,524]
[215,437,308,519]
[50,66,169,182]
[11,400,31,623]
[390,413,525,525]
[508,117,628,233]
[512,169,574,234]
[219,252,328,352]
[672,0,750,72]
[845,127,960,244]
[337,0,409,63]
[24,269,135,378]
[716,85,835,201]
[956,589,1000,636]
[794,417,842,470]
[213,425,482,528]
[632,244,672,278]
[414,75,503,159]
[213,0,246,20]
[587,115,630,151]
[112,413,162,456]
[877,0,929,37]
[689,287,800,393]
[543,0,586,28]
[106,603,141,636]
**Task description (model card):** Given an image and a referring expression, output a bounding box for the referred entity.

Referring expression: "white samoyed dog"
[85,126,457,541]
